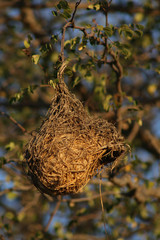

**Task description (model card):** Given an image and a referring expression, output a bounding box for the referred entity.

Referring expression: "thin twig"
[18,192,40,215]
[127,122,140,143]
[60,21,71,63]
[0,188,13,197]
[62,190,116,203]
[101,0,123,104]
[39,84,51,88]
[102,0,123,105]
[108,0,112,6]
[99,174,109,240]
[109,49,123,96]
[71,25,88,37]
[60,0,82,63]
[0,110,28,134]
[45,196,61,232]
[109,48,123,132]
[70,0,82,22]
[101,1,111,71]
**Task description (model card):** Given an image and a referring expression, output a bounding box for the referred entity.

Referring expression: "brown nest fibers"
[25,80,128,196]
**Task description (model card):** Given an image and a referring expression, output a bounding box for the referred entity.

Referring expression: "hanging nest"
[25,80,128,196]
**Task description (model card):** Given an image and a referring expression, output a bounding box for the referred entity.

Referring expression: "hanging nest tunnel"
[25,80,128,196]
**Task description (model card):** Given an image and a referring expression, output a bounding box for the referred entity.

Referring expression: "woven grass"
[25,81,127,196]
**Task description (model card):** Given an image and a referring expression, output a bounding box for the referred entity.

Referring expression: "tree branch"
[70,0,82,22]
[127,122,140,143]
[60,0,82,63]
[100,1,123,106]
[0,110,28,134]
[140,129,160,157]
[58,0,82,80]
[109,49,123,96]
[110,174,160,203]
[45,196,61,232]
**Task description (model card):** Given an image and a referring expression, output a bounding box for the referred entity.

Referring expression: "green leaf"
[118,24,143,39]
[40,43,51,56]
[138,119,143,126]
[136,24,144,30]
[113,42,131,59]
[87,3,100,10]
[56,0,71,19]
[5,142,15,151]
[24,34,32,48]
[118,25,134,39]
[60,9,71,19]
[27,85,38,93]
[97,25,103,31]
[17,212,25,222]
[6,211,14,220]
[88,4,94,9]
[103,95,112,111]
[73,76,81,87]
[35,231,44,239]
[32,55,40,64]
[7,192,17,200]
[103,26,113,37]
[121,48,131,59]
[78,37,88,50]
[65,66,73,77]
[85,24,92,28]
[49,80,56,88]
[113,41,121,48]
[134,13,144,22]
[127,96,135,104]
[24,40,30,48]
[134,30,143,38]
[49,79,59,88]
[125,30,134,38]
[94,4,100,11]
[52,10,58,16]
[9,85,38,103]
[58,0,69,9]
[65,37,80,50]
[57,3,62,9]
[51,34,58,43]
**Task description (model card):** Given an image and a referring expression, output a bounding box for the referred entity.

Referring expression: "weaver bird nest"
[25,80,128,196]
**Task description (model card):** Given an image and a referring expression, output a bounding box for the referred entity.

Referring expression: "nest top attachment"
[25,80,127,196]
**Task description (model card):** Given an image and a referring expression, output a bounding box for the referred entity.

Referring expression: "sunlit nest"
[25,81,128,196]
